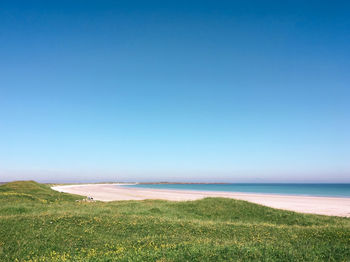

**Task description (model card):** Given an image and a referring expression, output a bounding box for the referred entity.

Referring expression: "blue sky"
[1,0,349,182]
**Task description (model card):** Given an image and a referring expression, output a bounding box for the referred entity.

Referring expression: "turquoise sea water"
[123,183,350,197]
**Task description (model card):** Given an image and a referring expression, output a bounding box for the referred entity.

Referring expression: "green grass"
[0,181,349,261]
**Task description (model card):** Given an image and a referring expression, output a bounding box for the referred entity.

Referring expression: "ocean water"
[123,183,350,197]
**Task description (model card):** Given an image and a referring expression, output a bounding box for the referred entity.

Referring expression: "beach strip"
[52,184,350,217]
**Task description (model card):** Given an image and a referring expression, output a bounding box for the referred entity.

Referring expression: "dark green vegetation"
[0,181,349,261]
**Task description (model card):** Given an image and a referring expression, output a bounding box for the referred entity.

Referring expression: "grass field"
[0,181,349,261]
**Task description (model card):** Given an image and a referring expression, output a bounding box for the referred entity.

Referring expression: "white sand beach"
[52,184,350,217]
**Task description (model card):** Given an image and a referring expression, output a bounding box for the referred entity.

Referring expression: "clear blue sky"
[1,0,349,182]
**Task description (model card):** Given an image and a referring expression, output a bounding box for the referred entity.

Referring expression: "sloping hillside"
[0,181,349,261]
[0,181,82,202]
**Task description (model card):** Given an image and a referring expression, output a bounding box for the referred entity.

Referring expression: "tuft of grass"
[0,181,349,261]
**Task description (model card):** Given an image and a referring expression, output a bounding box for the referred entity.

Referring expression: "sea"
[123,183,350,197]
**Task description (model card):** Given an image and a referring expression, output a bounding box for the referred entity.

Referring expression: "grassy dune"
[0,181,349,261]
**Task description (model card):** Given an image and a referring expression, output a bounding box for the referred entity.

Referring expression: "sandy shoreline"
[52,184,350,217]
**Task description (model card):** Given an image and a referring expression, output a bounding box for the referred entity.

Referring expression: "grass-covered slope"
[0,181,82,203]
[0,181,349,261]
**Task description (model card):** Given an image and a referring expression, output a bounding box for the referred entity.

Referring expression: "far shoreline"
[121,183,350,199]
[52,183,350,217]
